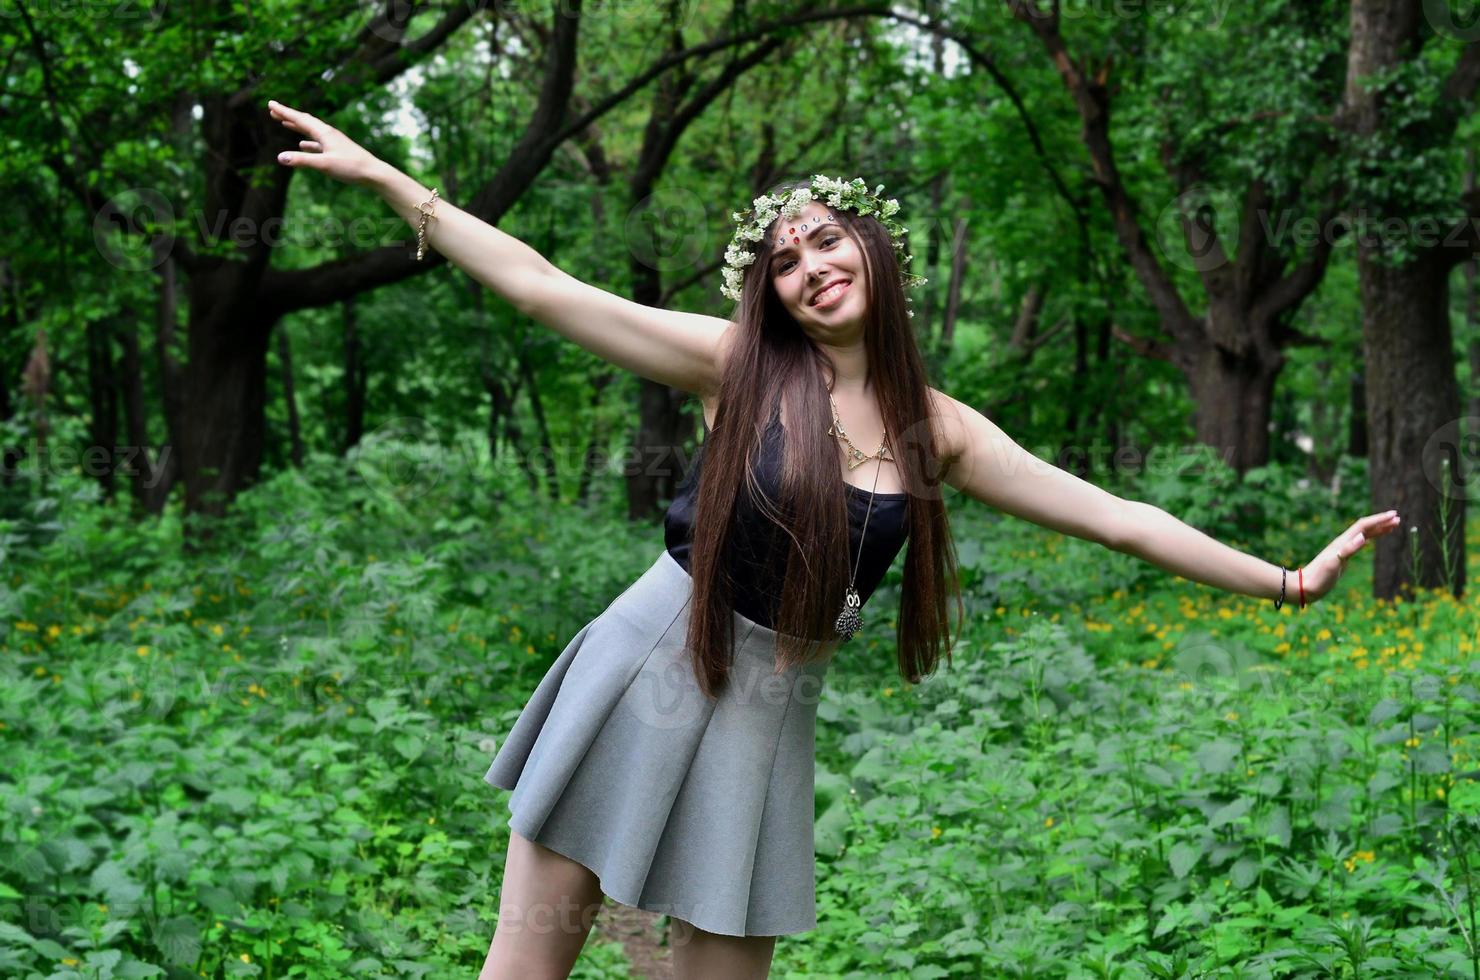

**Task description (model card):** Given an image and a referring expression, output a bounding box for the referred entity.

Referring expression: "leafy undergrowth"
[2,426,1477,978]
[782,471,1480,978]
[1,428,646,979]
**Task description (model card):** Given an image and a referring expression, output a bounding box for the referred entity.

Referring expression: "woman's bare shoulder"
[925,387,965,461]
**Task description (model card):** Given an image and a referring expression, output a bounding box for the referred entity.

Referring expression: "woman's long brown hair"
[683,178,965,699]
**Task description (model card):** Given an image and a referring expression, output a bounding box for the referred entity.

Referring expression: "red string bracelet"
[1298,567,1306,609]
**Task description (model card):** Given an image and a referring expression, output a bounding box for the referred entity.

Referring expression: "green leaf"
[209,787,256,813]
[153,916,202,967]
[1169,841,1202,879]
[1229,856,1261,888]
[1209,796,1255,829]
[1263,806,1292,849]
[1195,739,1241,775]
[1367,698,1404,725]
[814,800,849,857]
[0,921,36,946]
[91,861,145,906]
[393,734,425,762]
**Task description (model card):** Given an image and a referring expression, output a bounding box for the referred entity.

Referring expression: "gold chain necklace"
[827,392,893,469]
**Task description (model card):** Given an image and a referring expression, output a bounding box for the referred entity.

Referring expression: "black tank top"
[663,404,910,630]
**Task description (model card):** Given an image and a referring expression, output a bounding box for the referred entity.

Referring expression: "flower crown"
[720,175,928,316]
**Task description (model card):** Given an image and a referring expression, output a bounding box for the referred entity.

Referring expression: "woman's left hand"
[1295,510,1403,605]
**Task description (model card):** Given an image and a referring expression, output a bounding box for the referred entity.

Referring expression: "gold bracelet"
[415,187,439,260]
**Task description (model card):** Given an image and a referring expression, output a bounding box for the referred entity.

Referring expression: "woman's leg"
[668,917,777,980]
[478,828,606,980]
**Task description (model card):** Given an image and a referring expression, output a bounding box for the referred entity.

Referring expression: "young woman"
[269,99,1402,979]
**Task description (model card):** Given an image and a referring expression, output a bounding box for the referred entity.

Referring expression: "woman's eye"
[777,236,839,274]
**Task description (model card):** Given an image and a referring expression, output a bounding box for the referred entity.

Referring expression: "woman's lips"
[811,279,851,309]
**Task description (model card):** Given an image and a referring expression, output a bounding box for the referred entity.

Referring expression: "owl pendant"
[835,585,863,641]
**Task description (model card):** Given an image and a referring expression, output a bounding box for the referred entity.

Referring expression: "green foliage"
[4,420,1480,977]
[778,500,1480,978]
[0,434,652,978]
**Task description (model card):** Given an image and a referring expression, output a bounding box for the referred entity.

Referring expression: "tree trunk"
[576,371,616,506]
[1007,282,1042,351]
[155,254,185,492]
[1465,152,1480,426]
[1356,254,1465,597]
[1347,367,1368,459]
[342,296,366,453]
[117,315,171,514]
[1060,313,1091,478]
[19,330,52,493]
[2,260,23,484]
[1185,342,1279,474]
[1339,0,1474,599]
[1467,255,1480,426]
[942,215,967,339]
[277,327,304,469]
[517,337,558,495]
[920,171,947,334]
[0,258,14,422]
[180,306,273,521]
[628,376,692,519]
[85,318,121,500]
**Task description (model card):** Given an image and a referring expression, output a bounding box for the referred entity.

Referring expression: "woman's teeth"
[813,281,849,306]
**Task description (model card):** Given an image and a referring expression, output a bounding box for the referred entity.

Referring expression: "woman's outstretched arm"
[928,388,1402,606]
[268,99,734,399]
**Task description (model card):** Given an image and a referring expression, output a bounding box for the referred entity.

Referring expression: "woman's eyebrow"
[770,221,838,262]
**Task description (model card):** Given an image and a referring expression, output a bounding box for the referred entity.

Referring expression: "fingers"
[277,149,324,169]
[267,99,321,140]
[1361,510,1401,535]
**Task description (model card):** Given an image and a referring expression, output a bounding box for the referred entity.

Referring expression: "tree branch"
[260,4,898,315]
[1110,322,1177,362]
[1006,0,1200,344]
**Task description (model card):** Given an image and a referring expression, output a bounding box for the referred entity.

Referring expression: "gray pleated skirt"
[483,547,839,937]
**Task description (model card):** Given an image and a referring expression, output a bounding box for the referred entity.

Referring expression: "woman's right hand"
[268,100,386,189]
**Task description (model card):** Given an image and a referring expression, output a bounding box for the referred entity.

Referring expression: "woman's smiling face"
[767,202,868,334]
